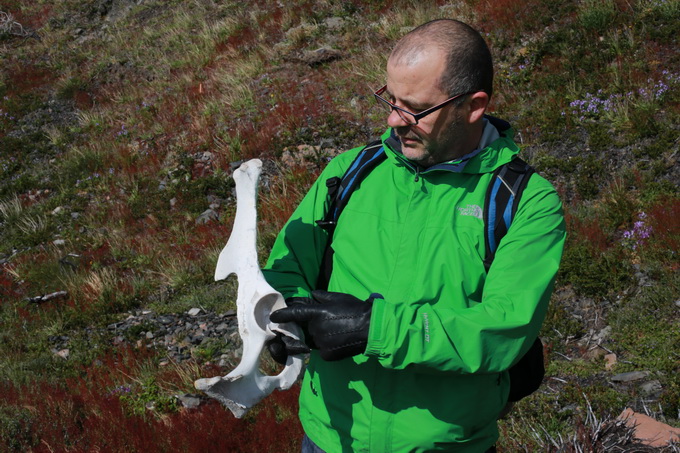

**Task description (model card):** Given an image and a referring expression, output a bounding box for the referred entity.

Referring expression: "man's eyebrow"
[385,88,429,111]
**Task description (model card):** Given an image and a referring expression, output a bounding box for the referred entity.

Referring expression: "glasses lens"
[375,96,394,114]
[396,109,417,125]
[374,95,417,125]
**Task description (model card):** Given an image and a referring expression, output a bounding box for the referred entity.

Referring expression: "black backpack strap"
[482,157,535,272]
[315,140,386,290]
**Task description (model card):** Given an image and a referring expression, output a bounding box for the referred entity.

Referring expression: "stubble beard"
[397,116,468,168]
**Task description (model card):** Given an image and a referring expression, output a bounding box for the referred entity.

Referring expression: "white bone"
[194,159,304,418]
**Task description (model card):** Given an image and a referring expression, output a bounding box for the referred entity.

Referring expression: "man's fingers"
[269,307,294,323]
[266,333,310,365]
[281,335,310,355]
[285,296,314,307]
[270,305,318,324]
[311,289,342,304]
[266,336,288,365]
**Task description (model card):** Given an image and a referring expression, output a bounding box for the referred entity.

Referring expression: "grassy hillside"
[1,0,678,451]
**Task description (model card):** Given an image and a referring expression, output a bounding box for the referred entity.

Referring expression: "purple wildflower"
[622,212,653,250]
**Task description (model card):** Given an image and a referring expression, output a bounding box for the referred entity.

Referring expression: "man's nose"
[386,108,410,128]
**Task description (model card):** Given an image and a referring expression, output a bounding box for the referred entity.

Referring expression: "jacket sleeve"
[364,176,566,374]
[262,150,361,299]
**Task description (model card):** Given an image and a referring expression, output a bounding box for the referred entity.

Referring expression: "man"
[263,19,566,452]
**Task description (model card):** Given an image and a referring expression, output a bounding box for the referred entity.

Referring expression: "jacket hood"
[381,115,520,175]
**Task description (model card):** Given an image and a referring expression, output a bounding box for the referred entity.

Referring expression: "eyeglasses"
[373,85,473,125]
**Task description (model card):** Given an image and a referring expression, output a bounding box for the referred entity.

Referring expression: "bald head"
[389,19,493,99]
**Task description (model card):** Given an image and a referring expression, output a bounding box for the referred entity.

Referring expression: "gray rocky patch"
[611,371,651,382]
[54,309,240,365]
[196,208,219,224]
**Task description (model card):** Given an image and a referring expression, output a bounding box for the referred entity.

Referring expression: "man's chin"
[401,147,432,166]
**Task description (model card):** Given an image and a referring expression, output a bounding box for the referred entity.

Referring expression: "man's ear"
[466,91,490,124]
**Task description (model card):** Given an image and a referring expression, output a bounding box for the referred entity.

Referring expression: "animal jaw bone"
[194,159,305,418]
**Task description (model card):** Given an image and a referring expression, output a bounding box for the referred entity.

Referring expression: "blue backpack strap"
[483,157,545,402]
[316,140,386,290]
[483,157,535,272]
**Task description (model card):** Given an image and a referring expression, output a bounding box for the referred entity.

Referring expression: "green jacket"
[263,120,566,452]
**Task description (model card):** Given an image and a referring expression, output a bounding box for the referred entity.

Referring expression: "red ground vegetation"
[565,210,610,252]
[646,196,680,260]
[468,0,558,36]
[0,265,22,301]
[1,345,303,452]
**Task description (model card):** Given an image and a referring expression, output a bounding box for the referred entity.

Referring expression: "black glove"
[266,333,310,365]
[269,290,379,361]
[266,297,312,365]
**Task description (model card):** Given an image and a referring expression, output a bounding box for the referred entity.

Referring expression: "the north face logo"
[457,204,483,219]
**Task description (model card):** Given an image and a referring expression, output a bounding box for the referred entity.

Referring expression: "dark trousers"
[301,435,497,452]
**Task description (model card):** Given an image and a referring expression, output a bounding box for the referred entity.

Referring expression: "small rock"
[640,380,663,397]
[611,371,650,382]
[604,353,617,370]
[145,331,154,339]
[196,208,219,225]
[177,394,202,409]
[188,308,202,316]
[618,408,680,447]
[158,316,174,325]
[54,349,70,360]
[53,239,66,246]
[52,206,64,215]
[301,47,342,66]
[592,326,611,343]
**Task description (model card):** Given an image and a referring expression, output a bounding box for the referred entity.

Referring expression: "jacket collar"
[382,115,520,175]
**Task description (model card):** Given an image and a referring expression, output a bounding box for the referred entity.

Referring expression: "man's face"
[385,48,469,167]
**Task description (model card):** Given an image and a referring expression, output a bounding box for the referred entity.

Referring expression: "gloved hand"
[269,290,379,361]
[266,333,310,365]
[266,297,312,364]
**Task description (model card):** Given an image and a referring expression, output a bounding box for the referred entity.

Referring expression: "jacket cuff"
[365,295,388,357]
